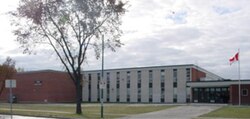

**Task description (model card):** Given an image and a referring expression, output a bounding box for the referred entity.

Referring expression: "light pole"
[100,34,104,118]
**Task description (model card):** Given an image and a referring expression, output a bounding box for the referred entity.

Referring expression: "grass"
[200,106,250,118]
[0,103,175,119]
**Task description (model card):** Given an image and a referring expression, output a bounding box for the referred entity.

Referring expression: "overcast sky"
[0,0,250,79]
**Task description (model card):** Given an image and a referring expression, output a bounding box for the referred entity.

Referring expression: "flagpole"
[238,49,241,106]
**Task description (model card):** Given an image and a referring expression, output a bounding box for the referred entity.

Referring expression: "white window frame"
[242,89,248,96]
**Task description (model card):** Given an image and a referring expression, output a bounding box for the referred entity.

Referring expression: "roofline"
[17,69,67,74]
[187,79,250,87]
[82,64,195,72]
[188,79,250,83]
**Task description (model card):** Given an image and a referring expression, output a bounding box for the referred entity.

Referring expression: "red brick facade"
[230,84,250,105]
[191,68,206,81]
[0,70,76,103]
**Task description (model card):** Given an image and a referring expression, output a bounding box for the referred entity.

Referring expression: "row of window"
[87,68,191,102]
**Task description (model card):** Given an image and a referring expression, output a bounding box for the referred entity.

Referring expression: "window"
[173,69,177,88]
[186,68,191,81]
[127,83,130,88]
[117,98,120,102]
[149,87,153,102]
[149,82,153,88]
[97,73,100,102]
[116,88,120,102]
[149,70,153,92]
[116,72,120,83]
[137,71,141,102]
[160,69,165,83]
[34,80,42,85]
[137,83,141,88]
[137,71,141,86]
[161,82,164,87]
[127,88,130,102]
[88,74,91,102]
[138,98,141,102]
[107,84,110,89]
[149,70,153,83]
[173,87,177,103]
[137,71,141,80]
[106,72,110,102]
[173,69,177,82]
[97,73,101,89]
[127,71,130,88]
[242,89,248,96]
[116,72,120,102]
[173,82,177,87]
[127,71,131,79]
[138,88,141,94]
[149,88,153,95]
[161,98,164,103]
[107,72,110,84]
[149,97,152,102]
[161,70,165,103]
[186,87,191,103]
[116,83,120,88]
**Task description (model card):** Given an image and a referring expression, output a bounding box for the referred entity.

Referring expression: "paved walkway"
[0,115,56,119]
[119,105,221,119]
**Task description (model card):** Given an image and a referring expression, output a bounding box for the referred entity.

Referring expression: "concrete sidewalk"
[0,115,56,119]
[119,105,221,119]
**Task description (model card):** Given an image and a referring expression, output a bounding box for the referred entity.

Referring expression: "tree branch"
[45,2,76,69]
[40,24,76,84]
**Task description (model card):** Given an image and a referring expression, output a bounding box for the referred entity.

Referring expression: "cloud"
[85,0,250,79]
[1,0,250,80]
[13,53,63,71]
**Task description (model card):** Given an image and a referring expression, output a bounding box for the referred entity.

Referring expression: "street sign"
[5,80,16,88]
[99,80,106,89]
[5,79,16,119]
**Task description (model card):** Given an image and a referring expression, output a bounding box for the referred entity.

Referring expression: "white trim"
[242,89,248,96]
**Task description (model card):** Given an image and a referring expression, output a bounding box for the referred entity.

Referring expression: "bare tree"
[0,57,17,97]
[10,0,126,114]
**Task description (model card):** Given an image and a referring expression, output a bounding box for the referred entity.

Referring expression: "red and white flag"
[229,52,239,65]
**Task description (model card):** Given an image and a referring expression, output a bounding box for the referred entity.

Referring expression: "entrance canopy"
[187,80,250,88]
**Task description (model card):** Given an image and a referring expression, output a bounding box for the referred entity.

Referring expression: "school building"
[0,64,249,105]
[82,64,250,104]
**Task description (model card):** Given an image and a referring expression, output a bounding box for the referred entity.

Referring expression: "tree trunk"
[76,75,82,114]
[0,81,5,97]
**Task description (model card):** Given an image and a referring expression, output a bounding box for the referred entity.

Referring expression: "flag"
[229,52,239,65]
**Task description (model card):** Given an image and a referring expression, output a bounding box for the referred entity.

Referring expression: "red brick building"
[0,66,249,105]
[230,84,250,105]
[0,70,76,103]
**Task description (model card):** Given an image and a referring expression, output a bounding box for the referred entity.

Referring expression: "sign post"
[5,79,16,119]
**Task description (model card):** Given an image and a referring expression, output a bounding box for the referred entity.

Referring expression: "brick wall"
[230,84,250,105]
[191,68,206,81]
[0,70,76,103]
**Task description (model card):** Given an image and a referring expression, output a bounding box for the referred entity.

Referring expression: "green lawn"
[201,106,250,118]
[0,103,175,118]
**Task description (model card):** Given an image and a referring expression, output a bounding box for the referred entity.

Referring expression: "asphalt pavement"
[119,105,222,119]
[0,115,56,119]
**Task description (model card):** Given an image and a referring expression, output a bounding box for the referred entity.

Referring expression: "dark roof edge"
[187,79,250,83]
[17,69,67,74]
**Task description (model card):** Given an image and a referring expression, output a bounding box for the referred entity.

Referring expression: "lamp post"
[100,34,104,118]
